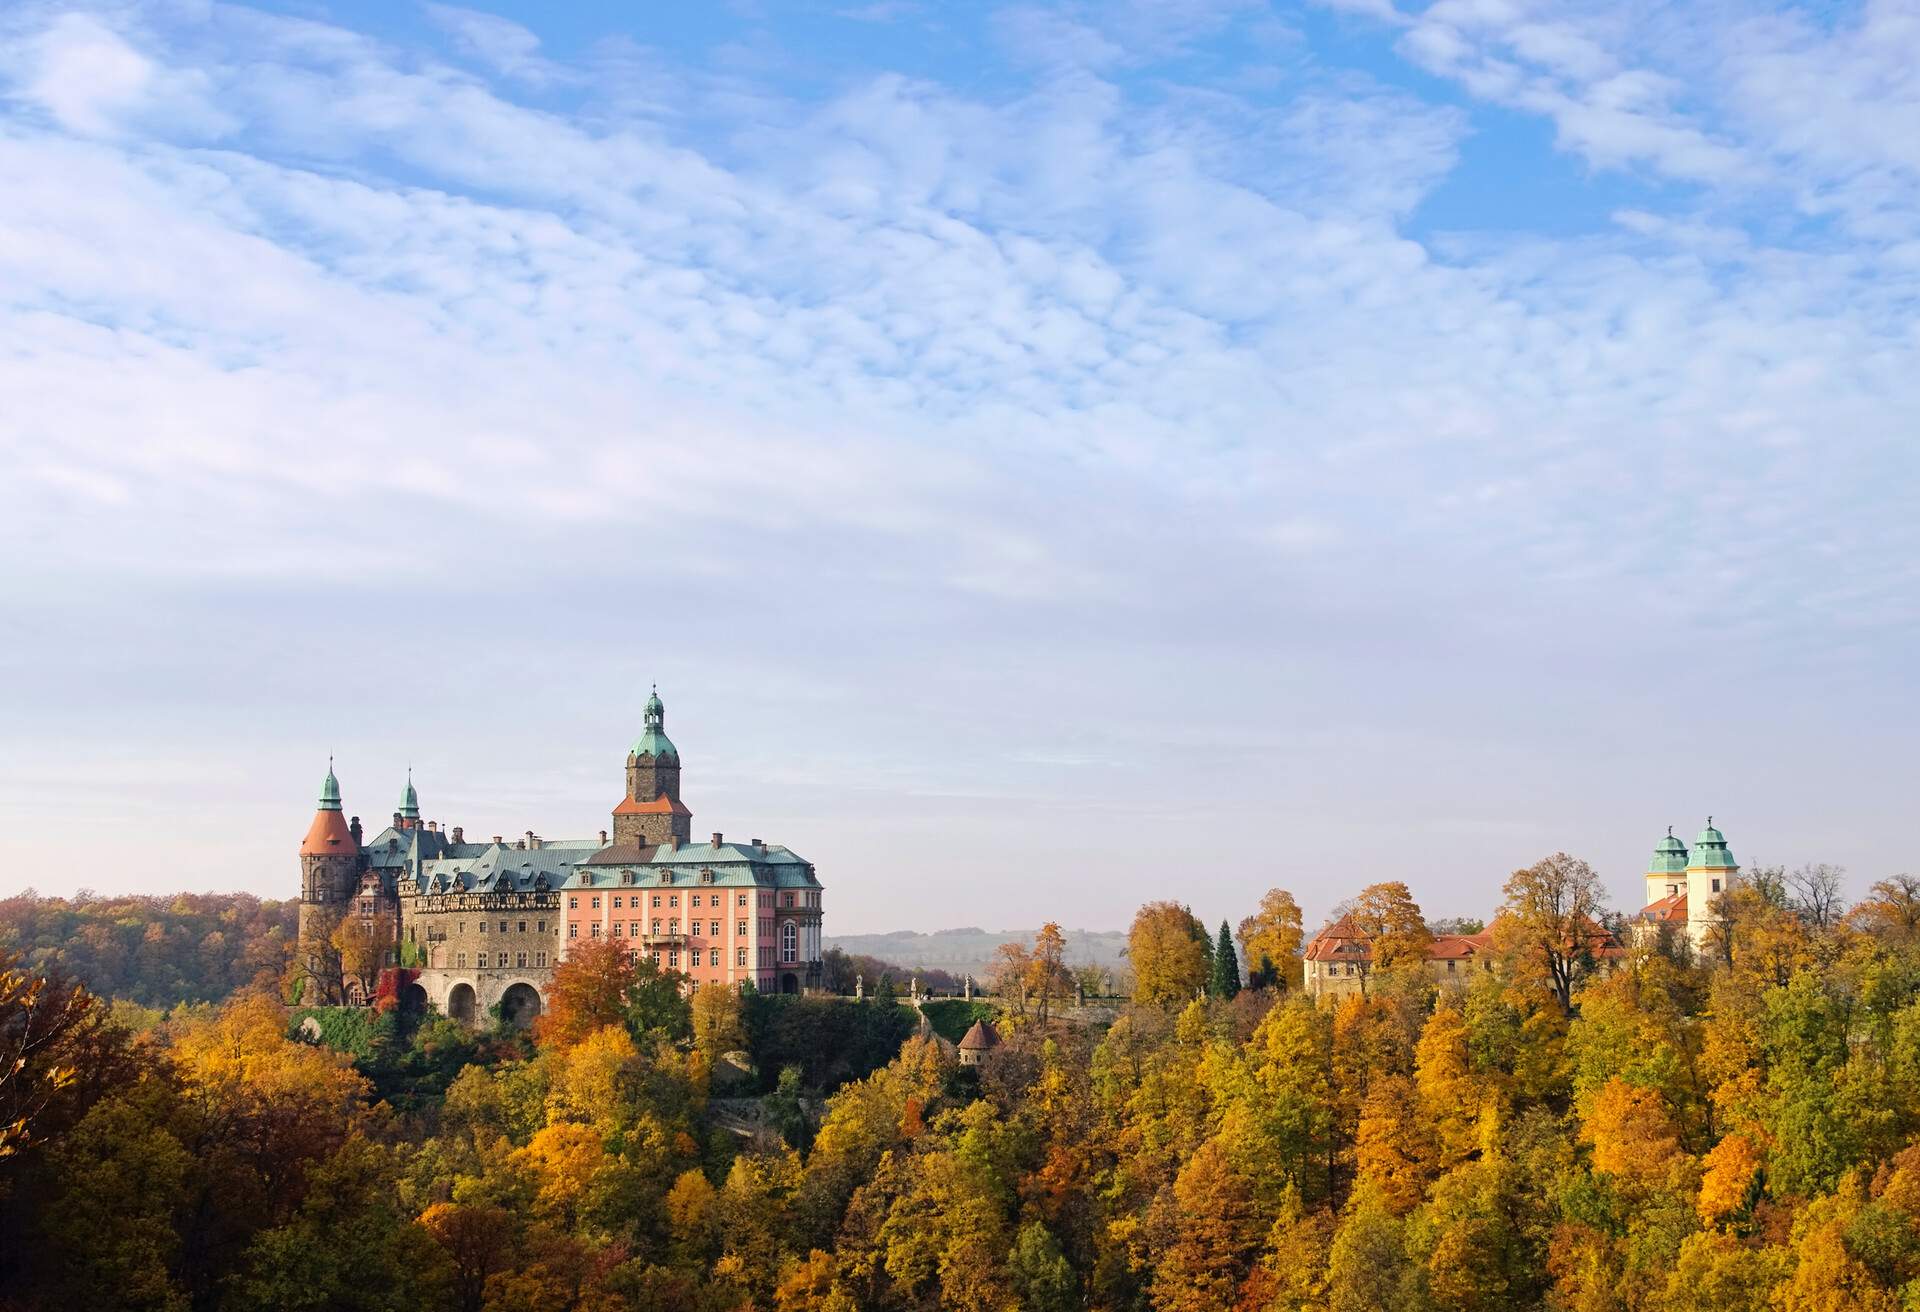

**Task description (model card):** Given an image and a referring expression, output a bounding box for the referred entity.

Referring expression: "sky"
[1,0,1915,936]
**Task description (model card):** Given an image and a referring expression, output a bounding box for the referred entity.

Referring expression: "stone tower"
[298,761,362,999]
[612,687,692,846]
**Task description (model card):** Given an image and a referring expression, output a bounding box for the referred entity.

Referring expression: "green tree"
[1210,920,1242,999]
[1007,1220,1078,1312]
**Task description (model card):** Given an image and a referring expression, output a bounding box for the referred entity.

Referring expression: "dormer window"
[660,869,673,884]
[701,868,714,885]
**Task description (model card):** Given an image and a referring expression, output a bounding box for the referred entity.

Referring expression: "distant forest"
[0,891,296,1007]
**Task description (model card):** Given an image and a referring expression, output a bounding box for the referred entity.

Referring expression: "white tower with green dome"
[1683,818,1739,952]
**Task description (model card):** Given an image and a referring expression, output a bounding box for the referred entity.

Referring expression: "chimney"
[752,837,764,851]
[664,835,678,852]
[451,826,463,844]
[599,829,608,845]
[711,832,723,848]
[427,820,438,833]
[525,830,538,850]
[349,816,363,844]
[493,834,503,846]
[393,811,403,827]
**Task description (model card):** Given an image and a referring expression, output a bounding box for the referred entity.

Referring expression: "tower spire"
[320,759,343,811]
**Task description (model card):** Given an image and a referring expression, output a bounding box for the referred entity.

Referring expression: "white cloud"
[0,0,1914,926]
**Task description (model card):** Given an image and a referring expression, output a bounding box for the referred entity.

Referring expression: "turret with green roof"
[631,686,678,760]
[1689,817,1737,871]
[319,758,343,811]
[399,769,419,821]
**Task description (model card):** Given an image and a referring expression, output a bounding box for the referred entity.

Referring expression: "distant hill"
[824,927,1129,977]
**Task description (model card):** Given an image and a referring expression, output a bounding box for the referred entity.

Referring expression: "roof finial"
[1667,824,1673,837]
[1707,814,1713,827]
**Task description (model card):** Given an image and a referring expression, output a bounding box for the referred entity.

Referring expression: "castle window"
[781,922,798,964]
[652,895,661,907]
[613,897,622,909]
[516,952,527,968]
[476,952,487,968]
[591,897,600,909]
[568,925,577,939]
[652,919,661,934]
[691,921,701,936]
[479,921,487,933]
[670,895,680,907]
[537,921,545,932]
[1446,959,1456,973]
[498,921,506,933]
[783,893,795,907]
[737,921,747,936]
[630,921,639,937]
[1711,879,1721,893]
[660,870,672,884]
[670,919,680,934]
[737,894,747,906]
[536,952,547,967]
[613,923,623,937]
[710,921,720,936]
[569,896,578,909]
[668,951,679,969]
[457,953,467,968]
[518,921,527,933]
[590,924,601,937]
[709,948,719,967]
[736,947,747,967]
[701,869,714,884]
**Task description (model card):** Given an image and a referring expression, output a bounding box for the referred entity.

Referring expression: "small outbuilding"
[956,1018,1000,1067]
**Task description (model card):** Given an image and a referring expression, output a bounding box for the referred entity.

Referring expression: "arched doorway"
[500,982,542,1028]
[447,982,476,1025]
[399,982,428,1015]
[781,973,799,995]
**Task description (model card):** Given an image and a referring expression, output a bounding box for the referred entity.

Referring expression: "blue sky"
[1,0,1915,935]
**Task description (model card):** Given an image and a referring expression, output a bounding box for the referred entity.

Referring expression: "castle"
[1301,821,1740,999]
[296,689,826,1025]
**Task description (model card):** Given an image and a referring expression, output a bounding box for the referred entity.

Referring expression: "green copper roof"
[1690,817,1737,871]
[399,770,419,819]
[631,686,679,760]
[319,760,342,812]
[1648,827,1688,874]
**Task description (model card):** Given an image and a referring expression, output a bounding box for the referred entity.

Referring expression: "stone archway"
[447,982,476,1025]
[399,982,428,1015]
[781,972,799,995]
[500,982,542,1028]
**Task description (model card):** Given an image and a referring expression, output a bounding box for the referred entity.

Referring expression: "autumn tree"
[988,941,1032,1019]
[1239,887,1305,991]
[691,981,745,1060]
[1342,882,1432,978]
[1127,902,1210,1006]
[1492,852,1607,1013]
[1852,875,1920,946]
[1151,1138,1264,1312]
[330,915,386,1002]
[538,940,640,1050]
[1026,922,1071,1025]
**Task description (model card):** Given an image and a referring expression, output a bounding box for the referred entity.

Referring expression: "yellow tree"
[988,941,1031,1019]
[1026,922,1070,1025]
[1127,901,1209,1006]
[330,915,386,1002]
[1851,875,1920,946]
[1238,888,1305,990]
[690,982,744,1060]
[1343,882,1431,976]
[1150,1138,1264,1312]
[1414,1003,1482,1168]
[1492,852,1607,1013]
[1353,1074,1434,1214]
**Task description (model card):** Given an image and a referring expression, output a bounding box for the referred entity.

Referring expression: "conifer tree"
[1211,921,1241,999]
